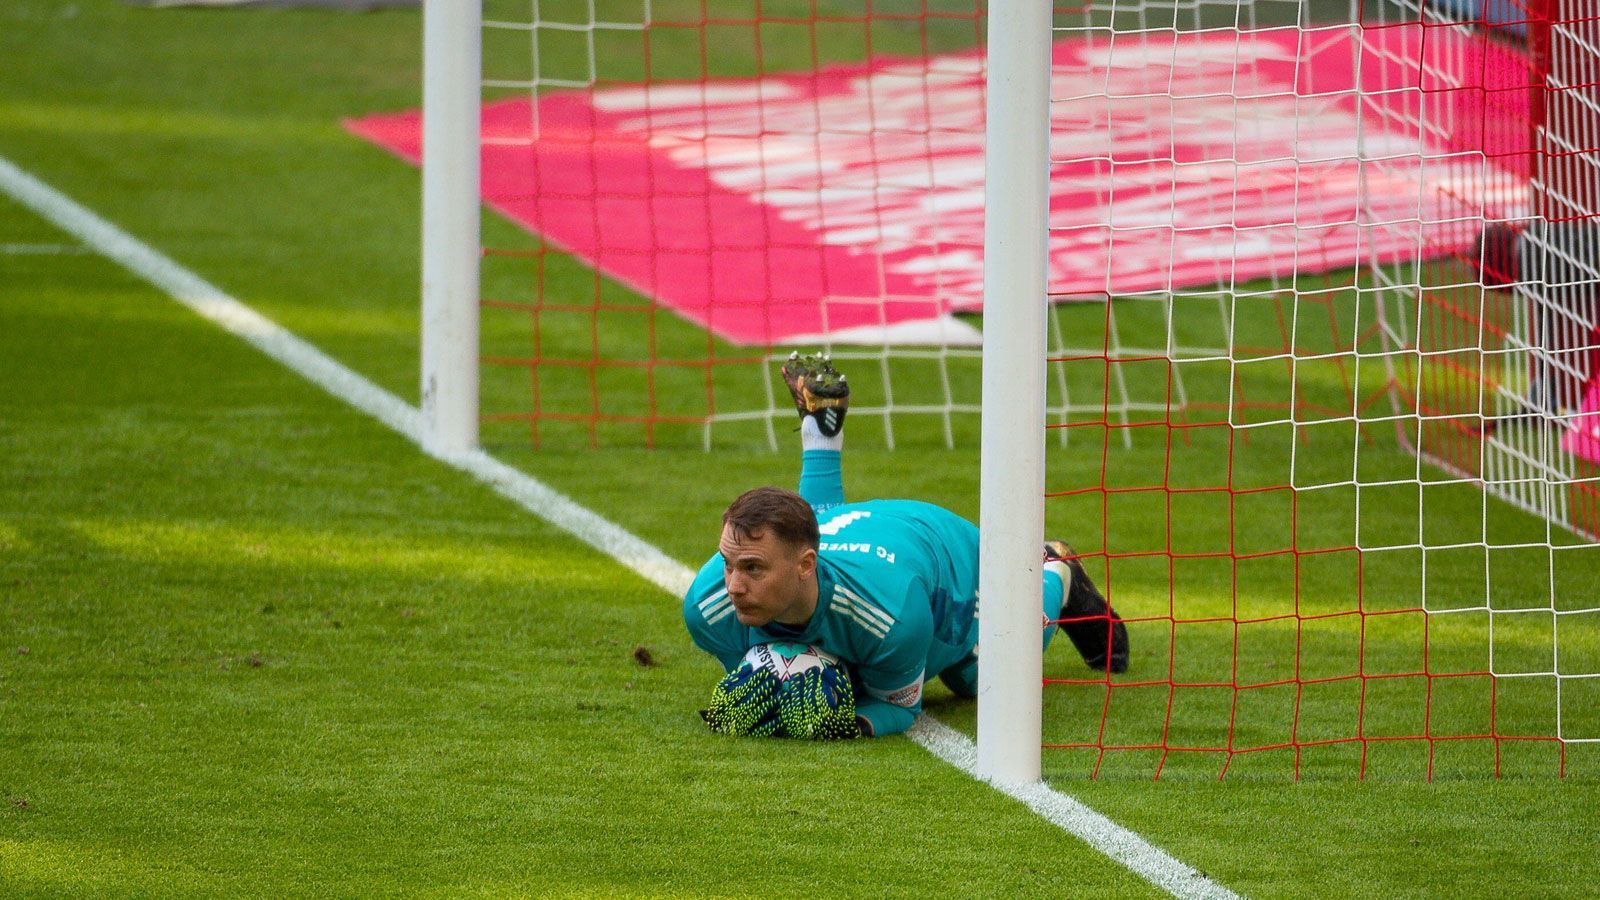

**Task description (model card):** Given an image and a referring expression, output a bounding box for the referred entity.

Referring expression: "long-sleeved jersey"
[683,450,1063,736]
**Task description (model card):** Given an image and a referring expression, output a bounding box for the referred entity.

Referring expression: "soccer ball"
[742,641,840,682]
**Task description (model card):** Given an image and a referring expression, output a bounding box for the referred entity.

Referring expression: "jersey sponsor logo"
[869,674,924,709]
[817,510,871,536]
[829,585,894,638]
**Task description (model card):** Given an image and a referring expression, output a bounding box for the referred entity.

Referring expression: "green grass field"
[3,2,1598,896]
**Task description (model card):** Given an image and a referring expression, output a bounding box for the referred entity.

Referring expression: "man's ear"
[797,546,818,578]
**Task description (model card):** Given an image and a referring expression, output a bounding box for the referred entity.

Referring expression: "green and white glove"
[700,663,782,737]
[777,664,859,740]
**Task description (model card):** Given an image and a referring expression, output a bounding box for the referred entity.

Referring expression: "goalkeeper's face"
[718,524,818,627]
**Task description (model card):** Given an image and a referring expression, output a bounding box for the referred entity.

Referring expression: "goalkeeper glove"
[777,664,859,740]
[700,663,782,737]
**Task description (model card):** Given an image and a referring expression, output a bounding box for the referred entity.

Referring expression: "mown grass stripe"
[0,152,692,599]
[0,150,1239,900]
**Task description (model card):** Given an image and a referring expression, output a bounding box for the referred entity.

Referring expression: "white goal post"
[420,0,481,457]
[976,0,1053,784]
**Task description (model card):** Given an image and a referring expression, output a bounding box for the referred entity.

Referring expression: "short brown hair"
[722,487,819,550]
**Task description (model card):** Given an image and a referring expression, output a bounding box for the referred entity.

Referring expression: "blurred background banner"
[349,24,1529,346]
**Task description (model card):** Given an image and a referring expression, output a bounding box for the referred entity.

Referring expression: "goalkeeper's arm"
[850,604,934,737]
[683,557,745,671]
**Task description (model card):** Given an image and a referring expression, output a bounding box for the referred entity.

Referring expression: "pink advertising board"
[347,25,1529,346]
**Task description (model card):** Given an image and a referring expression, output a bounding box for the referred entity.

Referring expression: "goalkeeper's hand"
[777,664,860,740]
[700,663,782,737]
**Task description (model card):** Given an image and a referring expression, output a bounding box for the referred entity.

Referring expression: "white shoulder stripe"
[850,612,888,638]
[697,588,729,611]
[834,585,884,617]
[835,586,894,628]
[830,596,889,638]
[704,604,736,625]
[849,600,893,631]
[839,612,887,638]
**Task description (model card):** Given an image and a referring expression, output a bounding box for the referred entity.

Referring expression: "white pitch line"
[0,153,691,600]
[908,717,1237,899]
[0,151,1239,900]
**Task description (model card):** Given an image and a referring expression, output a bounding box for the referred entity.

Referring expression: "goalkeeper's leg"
[786,352,850,513]
[937,565,1068,697]
[1045,541,1129,674]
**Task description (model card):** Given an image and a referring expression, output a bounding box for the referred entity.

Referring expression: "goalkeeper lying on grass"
[683,354,1129,739]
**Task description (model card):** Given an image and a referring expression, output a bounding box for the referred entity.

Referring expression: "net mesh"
[472,0,1598,777]
[1040,0,1598,779]
[478,0,999,450]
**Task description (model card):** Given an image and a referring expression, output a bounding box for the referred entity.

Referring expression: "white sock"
[800,414,843,452]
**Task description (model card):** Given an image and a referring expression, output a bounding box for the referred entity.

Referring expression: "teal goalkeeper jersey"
[685,499,982,736]
[684,463,1065,738]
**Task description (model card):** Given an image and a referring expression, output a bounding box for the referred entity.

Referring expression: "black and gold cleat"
[780,351,850,438]
[1044,540,1129,674]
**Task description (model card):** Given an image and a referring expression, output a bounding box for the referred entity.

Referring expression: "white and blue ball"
[742,641,839,682]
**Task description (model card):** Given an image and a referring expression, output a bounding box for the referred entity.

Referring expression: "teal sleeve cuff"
[855,698,917,737]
